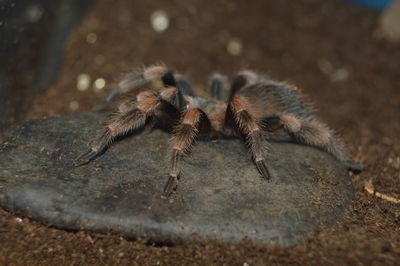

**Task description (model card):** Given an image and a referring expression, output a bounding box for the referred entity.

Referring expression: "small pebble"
[94,78,106,91]
[69,101,79,111]
[151,10,169,32]
[331,67,350,82]
[227,39,242,55]
[77,73,91,91]
[15,217,23,223]
[86,33,97,44]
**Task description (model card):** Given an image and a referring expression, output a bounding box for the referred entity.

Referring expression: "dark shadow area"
[0,0,92,130]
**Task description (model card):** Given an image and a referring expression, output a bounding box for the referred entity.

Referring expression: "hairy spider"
[75,64,363,197]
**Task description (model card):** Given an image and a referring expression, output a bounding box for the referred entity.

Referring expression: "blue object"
[345,0,393,10]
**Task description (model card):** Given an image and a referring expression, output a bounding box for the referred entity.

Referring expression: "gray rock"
[0,112,353,246]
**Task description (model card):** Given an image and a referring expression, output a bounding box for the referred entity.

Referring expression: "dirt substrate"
[1,0,399,264]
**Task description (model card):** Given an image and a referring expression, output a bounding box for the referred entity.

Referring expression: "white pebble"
[77,73,91,91]
[86,33,97,44]
[69,101,79,111]
[151,10,169,32]
[331,67,350,82]
[227,39,242,55]
[94,78,106,91]
[15,217,23,223]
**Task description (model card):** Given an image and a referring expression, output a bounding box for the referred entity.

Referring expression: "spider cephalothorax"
[75,64,363,197]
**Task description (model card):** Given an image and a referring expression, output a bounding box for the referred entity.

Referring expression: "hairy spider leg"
[93,64,183,111]
[162,108,207,197]
[227,70,267,102]
[174,73,196,97]
[235,80,363,174]
[224,70,266,134]
[276,114,363,173]
[209,73,226,100]
[75,87,182,166]
[230,96,272,180]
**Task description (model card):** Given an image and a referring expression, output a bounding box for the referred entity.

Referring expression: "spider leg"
[162,108,205,197]
[209,73,226,100]
[230,96,272,180]
[76,92,165,166]
[174,73,196,97]
[225,70,270,129]
[75,108,147,166]
[277,114,363,173]
[261,115,285,132]
[93,64,180,111]
[228,70,267,101]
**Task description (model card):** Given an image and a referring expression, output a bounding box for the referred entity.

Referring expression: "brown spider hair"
[76,64,363,197]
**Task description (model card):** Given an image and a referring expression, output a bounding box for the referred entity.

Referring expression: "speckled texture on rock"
[0,112,353,246]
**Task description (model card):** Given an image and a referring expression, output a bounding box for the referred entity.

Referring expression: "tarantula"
[75,64,363,197]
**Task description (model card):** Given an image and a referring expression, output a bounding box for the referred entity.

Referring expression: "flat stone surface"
[0,113,353,246]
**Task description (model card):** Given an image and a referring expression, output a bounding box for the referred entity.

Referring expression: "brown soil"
[2,0,400,265]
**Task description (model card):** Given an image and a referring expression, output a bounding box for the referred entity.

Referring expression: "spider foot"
[255,160,272,180]
[162,175,178,198]
[74,149,99,166]
[345,160,363,174]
